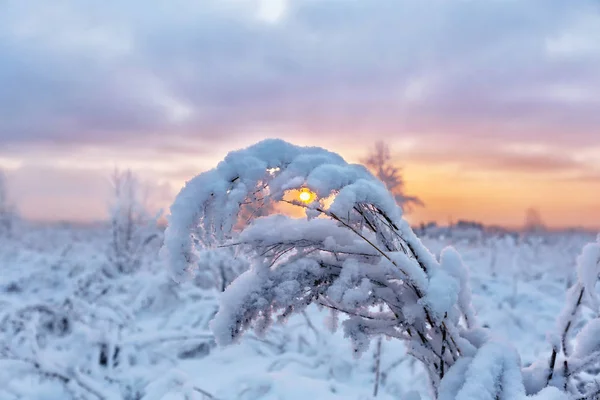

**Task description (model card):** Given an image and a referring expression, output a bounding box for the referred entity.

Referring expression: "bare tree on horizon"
[362,141,423,212]
[524,207,546,233]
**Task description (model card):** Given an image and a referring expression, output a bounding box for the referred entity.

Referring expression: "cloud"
[1,0,600,152]
[560,172,600,183]
[2,0,600,225]
[474,151,584,173]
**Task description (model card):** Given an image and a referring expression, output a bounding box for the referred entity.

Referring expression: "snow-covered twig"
[373,333,383,397]
[192,385,221,400]
[122,330,213,347]
[1,355,112,400]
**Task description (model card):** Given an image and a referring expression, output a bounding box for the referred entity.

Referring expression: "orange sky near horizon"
[341,143,600,230]
[2,0,600,231]
[2,137,600,230]
[400,163,600,230]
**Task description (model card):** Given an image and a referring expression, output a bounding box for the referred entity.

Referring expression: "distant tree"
[0,170,16,236]
[107,169,161,274]
[524,207,546,234]
[362,141,423,211]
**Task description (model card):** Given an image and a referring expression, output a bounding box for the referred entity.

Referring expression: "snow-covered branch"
[163,140,479,395]
[163,140,600,399]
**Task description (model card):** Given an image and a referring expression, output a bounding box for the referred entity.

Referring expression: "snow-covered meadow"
[1,140,599,400]
[0,223,595,400]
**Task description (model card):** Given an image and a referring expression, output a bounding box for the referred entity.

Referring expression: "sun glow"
[298,188,315,203]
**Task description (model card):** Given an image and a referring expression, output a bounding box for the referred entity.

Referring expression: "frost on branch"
[163,139,488,394]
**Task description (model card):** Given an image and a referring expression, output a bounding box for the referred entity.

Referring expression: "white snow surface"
[1,222,598,399]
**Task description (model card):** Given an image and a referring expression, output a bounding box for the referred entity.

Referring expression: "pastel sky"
[1,0,600,228]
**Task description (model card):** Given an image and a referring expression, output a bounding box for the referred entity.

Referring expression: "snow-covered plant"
[0,226,218,400]
[0,170,17,237]
[0,287,129,399]
[162,140,483,396]
[141,369,218,400]
[361,140,422,395]
[524,235,600,398]
[108,169,161,274]
[164,139,598,399]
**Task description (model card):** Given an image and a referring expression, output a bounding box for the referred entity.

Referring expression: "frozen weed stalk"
[162,139,598,400]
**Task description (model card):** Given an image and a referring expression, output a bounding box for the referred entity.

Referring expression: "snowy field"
[1,223,595,400]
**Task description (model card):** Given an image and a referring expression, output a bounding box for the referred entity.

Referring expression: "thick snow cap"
[161,139,402,282]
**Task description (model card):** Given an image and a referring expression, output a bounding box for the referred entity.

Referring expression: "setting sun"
[298,187,315,203]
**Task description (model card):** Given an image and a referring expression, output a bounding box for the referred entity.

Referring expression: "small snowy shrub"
[163,139,598,400]
[108,169,161,274]
[0,227,218,400]
[0,170,17,237]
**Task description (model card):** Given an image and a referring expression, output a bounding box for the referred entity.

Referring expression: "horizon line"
[17,217,600,234]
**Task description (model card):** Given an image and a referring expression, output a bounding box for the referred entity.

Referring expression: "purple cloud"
[1,0,599,151]
[1,0,600,224]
